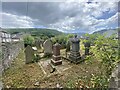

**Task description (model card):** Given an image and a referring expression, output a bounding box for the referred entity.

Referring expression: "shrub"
[33,54,41,62]
[23,35,35,47]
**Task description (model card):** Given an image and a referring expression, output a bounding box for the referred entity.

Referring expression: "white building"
[0,31,12,43]
[11,33,23,42]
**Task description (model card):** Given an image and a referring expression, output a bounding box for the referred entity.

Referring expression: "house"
[11,34,21,42]
[0,30,12,43]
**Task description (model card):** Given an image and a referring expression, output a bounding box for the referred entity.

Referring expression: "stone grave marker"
[69,35,81,63]
[51,42,62,66]
[84,42,90,55]
[66,41,70,52]
[25,45,34,64]
[35,40,41,49]
[43,39,52,56]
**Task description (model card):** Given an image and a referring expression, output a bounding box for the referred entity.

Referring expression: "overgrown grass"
[2,48,108,88]
[2,50,44,88]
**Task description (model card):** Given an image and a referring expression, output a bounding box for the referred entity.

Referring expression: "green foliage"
[52,34,74,49]
[90,74,108,88]
[92,34,118,77]
[23,35,35,46]
[33,54,41,62]
[84,55,94,64]
[6,28,62,40]
[66,79,75,88]
[82,33,118,87]
[83,33,100,46]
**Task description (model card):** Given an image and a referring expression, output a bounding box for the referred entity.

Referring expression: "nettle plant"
[92,34,118,78]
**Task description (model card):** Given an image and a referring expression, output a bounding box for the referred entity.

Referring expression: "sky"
[0,0,120,33]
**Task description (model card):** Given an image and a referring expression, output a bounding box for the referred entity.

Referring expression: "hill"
[93,29,118,37]
[5,28,63,39]
[65,32,87,38]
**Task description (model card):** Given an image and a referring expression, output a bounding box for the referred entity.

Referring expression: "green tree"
[23,35,35,46]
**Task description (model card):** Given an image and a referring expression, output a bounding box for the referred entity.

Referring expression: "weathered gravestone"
[43,39,53,56]
[65,41,71,58]
[84,42,90,55]
[51,42,62,66]
[25,45,34,64]
[35,40,41,49]
[69,35,81,63]
[66,41,71,52]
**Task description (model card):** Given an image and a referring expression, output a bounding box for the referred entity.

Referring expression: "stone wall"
[109,63,120,89]
[1,41,24,71]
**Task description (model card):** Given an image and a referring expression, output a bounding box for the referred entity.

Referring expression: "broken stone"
[34,82,40,86]
[56,83,60,88]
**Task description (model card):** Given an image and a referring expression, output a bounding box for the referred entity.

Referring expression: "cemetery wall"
[1,41,24,71]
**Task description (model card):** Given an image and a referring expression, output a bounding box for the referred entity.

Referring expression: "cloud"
[1,12,35,28]
[1,1,119,33]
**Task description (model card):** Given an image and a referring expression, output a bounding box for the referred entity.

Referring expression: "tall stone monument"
[69,35,81,63]
[51,41,62,66]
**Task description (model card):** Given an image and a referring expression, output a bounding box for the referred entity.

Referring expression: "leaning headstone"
[51,42,62,66]
[69,35,81,63]
[25,45,34,64]
[43,39,52,56]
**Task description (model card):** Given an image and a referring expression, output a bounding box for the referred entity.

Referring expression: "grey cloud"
[2,2,65,25]
[2,2,83,25]
[2,2,28,16]
[2,2,118,33]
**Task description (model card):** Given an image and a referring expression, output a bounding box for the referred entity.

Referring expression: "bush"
[23,35,35,47]
[33,54,41,62]
[51,34,74,49]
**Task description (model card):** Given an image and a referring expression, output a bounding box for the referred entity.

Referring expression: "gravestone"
[25,45,34,64]
[65,41,71,58]
[66,41,70,52]
[43,39,52,56]
[69,35,81,63]
[51,42,62,66]
[84,42,90,55]
[35,40,41,49]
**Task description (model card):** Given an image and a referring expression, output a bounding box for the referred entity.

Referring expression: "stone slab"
[51,59,62,66]
[38,59,73,76]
